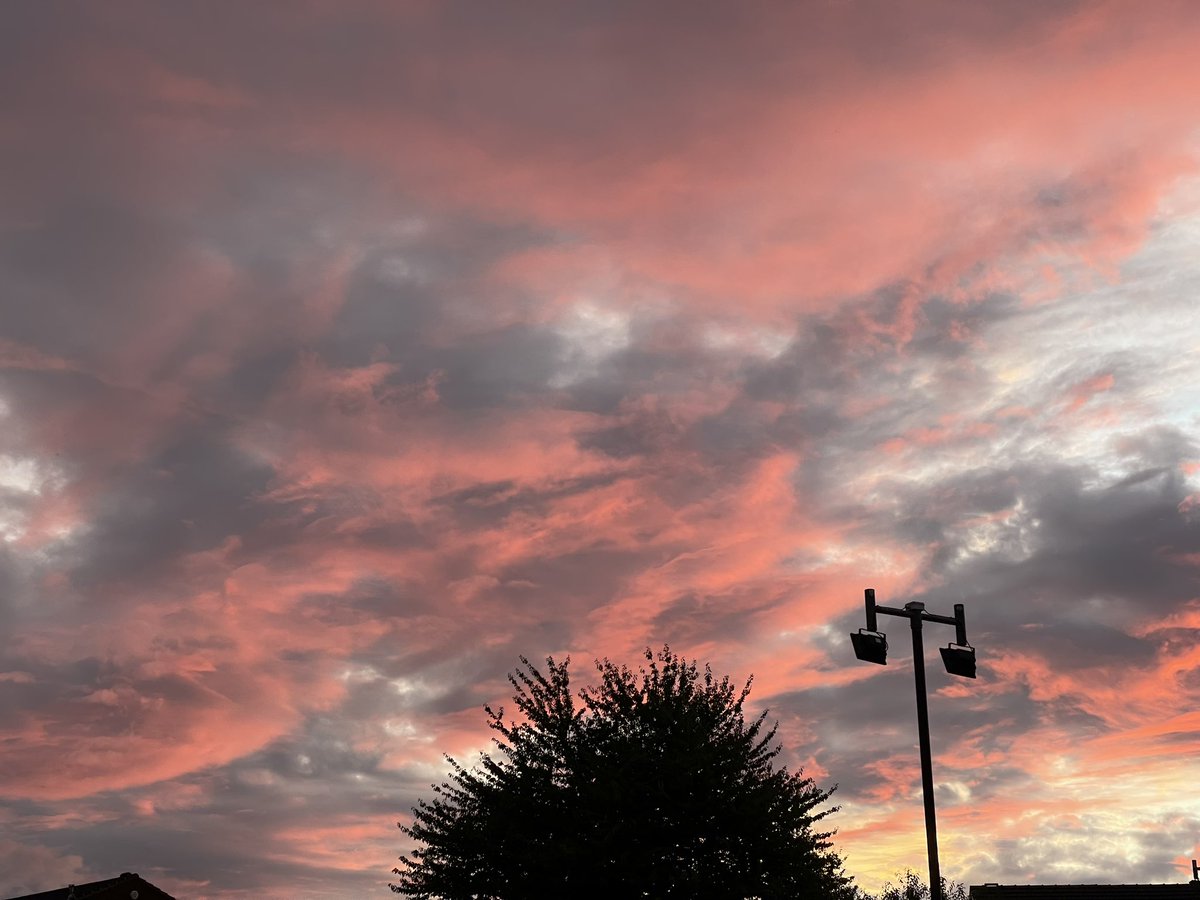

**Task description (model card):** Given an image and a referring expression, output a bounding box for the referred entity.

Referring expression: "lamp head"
[851,629,888,665]
[940,643,977,678]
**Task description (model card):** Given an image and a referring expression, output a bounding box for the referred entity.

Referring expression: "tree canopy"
[872,870,968,900]
[393,646,854,899]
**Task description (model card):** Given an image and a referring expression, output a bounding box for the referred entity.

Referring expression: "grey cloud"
[566,351,702,419]
[16,1,1086,158]
[768,663,1045,804]
[768,434,1200,812]
[432,325,565,410]
[0,700,416,895]
[955,811,1200,886]
[62,424,274,590]
[0,838,88,897]
[906,460,1200,624]
[325,216,557,360]
[13,814,378,899]
[0,201,193,366]
[651,589,789,649]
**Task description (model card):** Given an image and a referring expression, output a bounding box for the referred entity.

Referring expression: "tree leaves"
[392,646,854,900]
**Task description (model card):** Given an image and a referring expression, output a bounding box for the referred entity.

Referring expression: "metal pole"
[909,609,942,900]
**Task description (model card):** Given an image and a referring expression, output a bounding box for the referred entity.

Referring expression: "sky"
[1,1,1199,897]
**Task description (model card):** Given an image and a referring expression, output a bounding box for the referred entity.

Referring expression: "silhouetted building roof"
[971,884,1200,900]
[2,872,174,900]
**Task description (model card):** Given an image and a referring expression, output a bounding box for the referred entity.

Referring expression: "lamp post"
[850,588,977,900]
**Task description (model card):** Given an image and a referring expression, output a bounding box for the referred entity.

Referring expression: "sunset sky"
[3,2,1200,897]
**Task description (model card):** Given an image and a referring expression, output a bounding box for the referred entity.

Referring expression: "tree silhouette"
[393,646,854,899]
[872,870,969,900]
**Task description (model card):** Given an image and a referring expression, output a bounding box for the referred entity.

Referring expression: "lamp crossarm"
[864,589,971,646]
[874,605,959,627]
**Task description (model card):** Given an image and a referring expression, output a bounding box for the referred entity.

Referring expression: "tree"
[872,870,968,900]
[393,646,855,899]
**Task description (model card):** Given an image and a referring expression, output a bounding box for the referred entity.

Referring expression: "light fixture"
[939,643,976,679]
[851,629,888,665]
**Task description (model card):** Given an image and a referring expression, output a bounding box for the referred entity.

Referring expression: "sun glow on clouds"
[2,2,1200,897]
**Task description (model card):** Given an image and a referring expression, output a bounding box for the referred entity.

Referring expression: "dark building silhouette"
[971,884,1200,900]
[2,872,174,900]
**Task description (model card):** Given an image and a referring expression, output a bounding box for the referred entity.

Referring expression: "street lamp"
[851,588,977,900]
